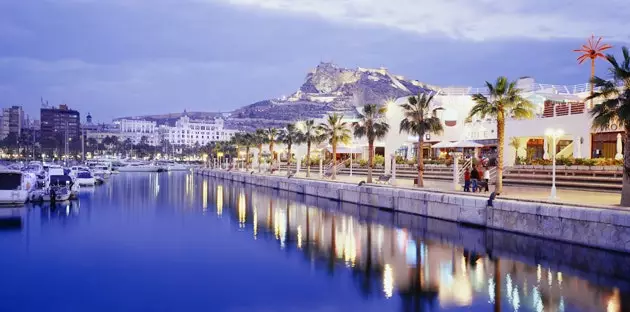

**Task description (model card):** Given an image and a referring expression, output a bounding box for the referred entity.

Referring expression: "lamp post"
[545,128,564,199]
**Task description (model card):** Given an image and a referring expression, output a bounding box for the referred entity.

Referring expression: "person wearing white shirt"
[483,168,490,192]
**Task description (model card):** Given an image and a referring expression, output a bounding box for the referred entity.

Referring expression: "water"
[0,172,629,312]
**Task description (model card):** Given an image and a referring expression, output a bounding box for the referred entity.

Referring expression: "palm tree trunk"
[367,140,374,183]
[496,114,505,194]
[258,146,262,172]
[332,140,337,180]
[621,129,630,206]
[306,141,312,177]
[246,146,250,170]
[417,136,424,187]
[590,58,595,109]
[287,144,292,177]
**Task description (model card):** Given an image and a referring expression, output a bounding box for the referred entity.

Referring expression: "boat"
[117,162,160,172]
[75,170,96,186]
[165,161,189,172]
[0,169,30,205]
[94,175,106,184]
[30,186,71,202]
[48,172,80,200]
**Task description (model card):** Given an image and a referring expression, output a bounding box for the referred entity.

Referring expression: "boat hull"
[118,166,160,172]
[0,190,29,205]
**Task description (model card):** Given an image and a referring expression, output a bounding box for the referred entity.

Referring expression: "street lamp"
[545,128,564,199]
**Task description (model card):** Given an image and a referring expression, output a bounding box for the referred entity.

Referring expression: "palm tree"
[254,129,266,172]
[301,119,323,177]
[574,35,612,107]
[399,93,444,187]
[318,113,351,180]
[468,77,534,194]
[588,46,630,206]
[264,128,279,161]
[352,104,390,183]
[241,132,254,170]
[509,137,521,165]
[278,123,303,176]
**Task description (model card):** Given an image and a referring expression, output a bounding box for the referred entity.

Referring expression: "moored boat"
[0,169,30,205]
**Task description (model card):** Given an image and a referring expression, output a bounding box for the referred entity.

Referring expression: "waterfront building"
[114,118,159,146]
[0,106,24,140]
[40,104,81,152]
[162,115,237,147]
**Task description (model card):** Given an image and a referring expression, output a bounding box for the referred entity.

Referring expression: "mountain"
[228,62,431,131]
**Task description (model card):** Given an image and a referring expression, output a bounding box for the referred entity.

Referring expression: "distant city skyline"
[0,0,628,122]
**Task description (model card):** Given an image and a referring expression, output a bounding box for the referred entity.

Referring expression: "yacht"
[74,170,96,186]
[117,162,160,172]
[0,169,30,205]
[47,169,80,200]
[159,161,189,172]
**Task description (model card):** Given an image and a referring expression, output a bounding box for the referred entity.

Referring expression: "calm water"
[0,172,629,312]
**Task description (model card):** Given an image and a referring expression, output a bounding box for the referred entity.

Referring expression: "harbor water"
[0,172,628,311]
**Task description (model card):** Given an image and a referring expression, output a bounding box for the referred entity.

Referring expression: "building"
[114,118,159,146]
[40,104,81,152]
[0,106,24,140]
[162,115,237,147]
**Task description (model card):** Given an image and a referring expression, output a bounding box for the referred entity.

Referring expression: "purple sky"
[0,0,628,122]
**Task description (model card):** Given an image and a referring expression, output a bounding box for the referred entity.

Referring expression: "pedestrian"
[483,166,490,192]
[464,168,471,192]
[470,166,479,192]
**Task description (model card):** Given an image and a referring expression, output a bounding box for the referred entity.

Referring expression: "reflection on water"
[196,174,629,312]
[0,172,628,312]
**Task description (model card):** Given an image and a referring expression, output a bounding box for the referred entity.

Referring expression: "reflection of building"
[40,105,81,151]
[208,179,626,311]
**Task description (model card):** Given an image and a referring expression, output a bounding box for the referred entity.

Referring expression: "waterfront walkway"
[244,169,622,208]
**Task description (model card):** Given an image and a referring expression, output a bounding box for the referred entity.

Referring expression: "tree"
[468,77,534,194]
[254,129,266,172]
[509,137,521,164]
[278,123,303,176]
[318,113,351,180]
[123,138,133,157]
[574,35,612,107]
[301,119,323,177]
[264,128,279,162]
[588,46,630,206]
[399,93,444,187]
[352,104,389,183]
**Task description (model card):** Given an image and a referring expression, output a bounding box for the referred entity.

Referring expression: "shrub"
[531,159,552,166]
[594,158,622,166]
[556,157,574,166]
[358,159,368,168]
[374,155,385,167]
[515,156,527,165]
[395,155,406,164]
[407,158,417,166]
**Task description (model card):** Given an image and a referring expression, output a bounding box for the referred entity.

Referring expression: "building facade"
[115,118,159,145]
[163,115,237,147]
[40,105,81,152]
[0,106,24,140]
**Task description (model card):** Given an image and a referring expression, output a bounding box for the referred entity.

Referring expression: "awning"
[326,145,365,153]
[431,141,454,149]
[450,140,484,148]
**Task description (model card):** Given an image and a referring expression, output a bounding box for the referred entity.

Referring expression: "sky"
[0,0,628,122]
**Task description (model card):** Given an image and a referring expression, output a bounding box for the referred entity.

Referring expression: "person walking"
[470,166,480,192]
[483,166,490,192]
[464,168,471,192]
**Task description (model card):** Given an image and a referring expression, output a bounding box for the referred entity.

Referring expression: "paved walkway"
[257,169,623,208]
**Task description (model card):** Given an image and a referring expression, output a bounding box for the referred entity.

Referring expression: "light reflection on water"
[0,172,628,312]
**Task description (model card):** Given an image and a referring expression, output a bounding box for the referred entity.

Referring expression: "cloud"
[212,0,629,41]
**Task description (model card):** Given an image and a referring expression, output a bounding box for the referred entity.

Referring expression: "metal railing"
[437,81,624,96]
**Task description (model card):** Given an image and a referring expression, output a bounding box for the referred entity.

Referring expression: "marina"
[0,171,628,311]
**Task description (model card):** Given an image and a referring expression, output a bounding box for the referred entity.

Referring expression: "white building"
[163,115,237,147]
[116,118,159,145]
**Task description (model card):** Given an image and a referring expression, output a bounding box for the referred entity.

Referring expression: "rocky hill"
[228,62,431,131]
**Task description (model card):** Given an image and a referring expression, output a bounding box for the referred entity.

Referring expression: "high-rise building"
[0,106,24,140]
[40,104,81,152]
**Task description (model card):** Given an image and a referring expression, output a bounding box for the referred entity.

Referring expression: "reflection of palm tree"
[494,258,501,312]
[327,214,336,275]
[399,239,438,312]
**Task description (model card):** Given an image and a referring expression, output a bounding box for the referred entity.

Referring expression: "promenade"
[249,169,623,208]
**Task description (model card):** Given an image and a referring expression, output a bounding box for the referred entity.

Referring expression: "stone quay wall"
[195,169,630,254]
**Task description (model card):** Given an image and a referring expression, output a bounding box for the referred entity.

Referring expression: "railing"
[457,158,473,182]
